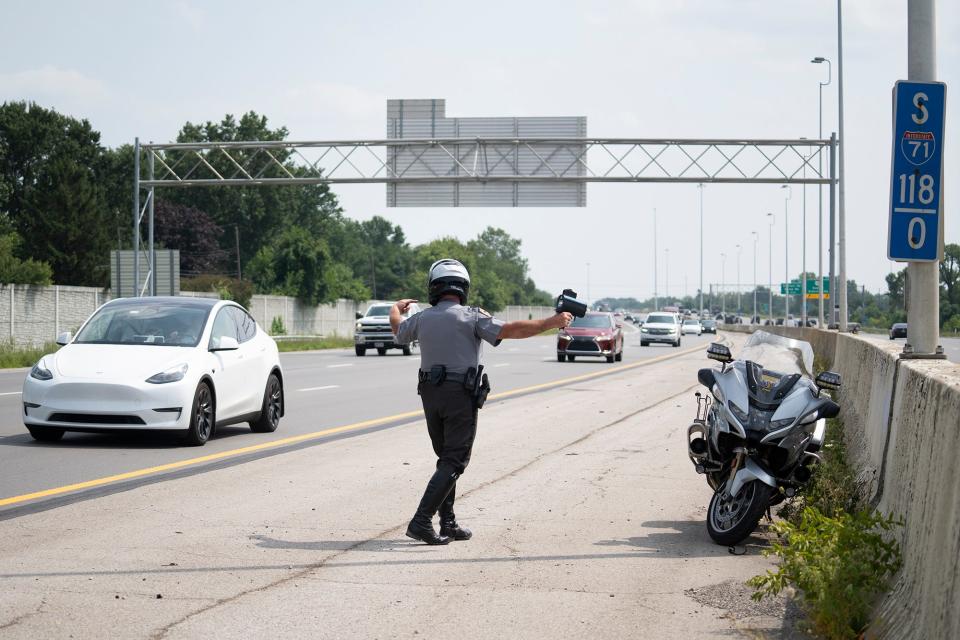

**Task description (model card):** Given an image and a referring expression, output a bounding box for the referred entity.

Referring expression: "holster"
[464,366,491,409]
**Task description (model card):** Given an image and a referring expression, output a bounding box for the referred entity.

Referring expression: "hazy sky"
[2,0,957,303]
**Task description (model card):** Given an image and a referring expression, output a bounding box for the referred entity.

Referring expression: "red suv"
[557,312,624,363]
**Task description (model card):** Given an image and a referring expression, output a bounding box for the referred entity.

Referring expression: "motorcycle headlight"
[799,409,819,425]
[712,383,725,405]
[30,359,53,381]
[729,401,749,425]
[771,417,795,429]
[146,363,188,384]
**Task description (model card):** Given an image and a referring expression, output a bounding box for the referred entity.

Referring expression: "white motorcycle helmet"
[427,259,471,305]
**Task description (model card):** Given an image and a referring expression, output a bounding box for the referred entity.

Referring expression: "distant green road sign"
[781,278,829,295]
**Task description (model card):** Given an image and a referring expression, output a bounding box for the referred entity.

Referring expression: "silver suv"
[354,302,420,356]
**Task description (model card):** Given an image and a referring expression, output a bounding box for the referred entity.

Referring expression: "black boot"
[406,465,458,545]
[438,483,473,541]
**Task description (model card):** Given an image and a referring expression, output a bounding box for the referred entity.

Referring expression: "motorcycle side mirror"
[706,343,732,364]
[815,371,842,392]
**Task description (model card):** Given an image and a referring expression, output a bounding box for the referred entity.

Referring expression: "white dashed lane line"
[299,385,340,392]
[0,391,21,396]
[327,364,353,369]
[493,363,510,368]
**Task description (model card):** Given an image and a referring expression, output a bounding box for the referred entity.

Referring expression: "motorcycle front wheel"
[706,479,772,546]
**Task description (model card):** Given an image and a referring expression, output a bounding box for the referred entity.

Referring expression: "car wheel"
[355,345,366,356]
[640,341,648,347]
[402,345,412,356]
[557,353,565,362]
[567,355,576,362]
[674,339,681,348]
[615,348,623,362]
[377,348,387,356]
[250,373,282,433]
[27,426,65,442]
[606,353,615,363]
[183,382,215,446]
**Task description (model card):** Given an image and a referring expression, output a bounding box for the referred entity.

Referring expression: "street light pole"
[698,183,705,315]
[665,248,670,303]
[752,231,758,323]
[653,208,658,311]
[811,56,832,327]
[586,262,591,309]
[720,253,726,316]
[736,244,742,315]
[801,139,808,327]
[781,185,792,322]
[767,213,775,321]
[837,0,848,331]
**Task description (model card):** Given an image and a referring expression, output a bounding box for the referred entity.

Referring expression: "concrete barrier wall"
[0,283,549,344]
[723,324,960,638]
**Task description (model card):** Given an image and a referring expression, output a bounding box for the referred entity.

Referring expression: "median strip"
[0,340,711,510]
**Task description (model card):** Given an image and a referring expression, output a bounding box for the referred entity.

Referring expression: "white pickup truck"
[354,301,421,356]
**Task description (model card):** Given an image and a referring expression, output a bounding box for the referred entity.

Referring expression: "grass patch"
[274,336,354,352]
[0,342,58,369]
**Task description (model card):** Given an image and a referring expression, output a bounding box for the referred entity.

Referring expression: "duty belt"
[418,369,468,384]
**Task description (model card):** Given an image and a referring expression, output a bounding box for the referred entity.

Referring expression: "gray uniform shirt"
[396,299,505,374]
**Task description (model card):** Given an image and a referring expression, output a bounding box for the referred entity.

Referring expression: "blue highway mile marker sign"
[888,81,946,261]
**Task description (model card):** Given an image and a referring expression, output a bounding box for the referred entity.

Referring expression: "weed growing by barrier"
[750,418,902,640]
[0,342,59,369]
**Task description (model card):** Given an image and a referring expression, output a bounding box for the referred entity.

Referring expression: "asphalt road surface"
[877,334,960,362]
[0,328,718,515]
[0,329,801,639]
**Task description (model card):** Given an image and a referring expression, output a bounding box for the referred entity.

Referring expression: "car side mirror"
[210,336,240,352]
[355,312,363,320]
[706,343,732,364]
[815,371,842,391]
[615,322,623,328]
[56,331,72,346]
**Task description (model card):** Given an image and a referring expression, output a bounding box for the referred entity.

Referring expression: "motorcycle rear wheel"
[706,479,772,546]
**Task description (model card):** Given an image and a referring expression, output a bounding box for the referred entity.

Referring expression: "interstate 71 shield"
[888,81,946,262]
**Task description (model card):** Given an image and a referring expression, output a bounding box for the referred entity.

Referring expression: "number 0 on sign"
[888,81,946,262]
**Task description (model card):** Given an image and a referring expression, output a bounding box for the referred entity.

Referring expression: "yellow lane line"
[0,342,707,509]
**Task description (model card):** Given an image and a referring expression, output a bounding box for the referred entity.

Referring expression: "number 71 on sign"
[888,80,946,262]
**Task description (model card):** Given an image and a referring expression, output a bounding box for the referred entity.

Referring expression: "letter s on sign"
[912,92,929,125]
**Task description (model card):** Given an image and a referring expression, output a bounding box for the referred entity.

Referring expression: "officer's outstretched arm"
[390,299,418,334]
[498,312,573,340]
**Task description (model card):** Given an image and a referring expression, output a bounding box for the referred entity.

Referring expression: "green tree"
[0,232,52,284]
[0,102,113,285]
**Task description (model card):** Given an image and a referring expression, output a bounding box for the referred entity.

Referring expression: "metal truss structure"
[132,135,837,299]
[138,137,834,188]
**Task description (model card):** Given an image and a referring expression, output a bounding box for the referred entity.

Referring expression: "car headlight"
[641,327,650,333]
[355,322,363,330]
[30,359,53,381]
[595,334,608,341]
[146,363,188,384]
[559,333,572,341]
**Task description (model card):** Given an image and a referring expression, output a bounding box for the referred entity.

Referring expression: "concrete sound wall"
[722,325,960,638]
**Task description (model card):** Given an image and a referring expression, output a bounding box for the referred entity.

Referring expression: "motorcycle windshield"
[738,330,814,379]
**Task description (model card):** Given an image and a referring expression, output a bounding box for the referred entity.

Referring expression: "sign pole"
[905,0,941,356]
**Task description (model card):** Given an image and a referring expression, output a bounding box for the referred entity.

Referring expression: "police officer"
[391,259,573,545]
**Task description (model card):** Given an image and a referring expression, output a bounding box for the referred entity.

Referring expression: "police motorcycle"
[687,331,841,545]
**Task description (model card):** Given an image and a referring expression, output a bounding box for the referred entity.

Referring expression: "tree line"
[0,102,552,311]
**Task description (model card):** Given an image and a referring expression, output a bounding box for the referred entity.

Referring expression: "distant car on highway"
[701,318,717,334]
[22,297,284,446]
[557,312,624,363]
[890,323,908,339]
[640,312,682,347]
[354,301,421,356]
[681,318,702,336]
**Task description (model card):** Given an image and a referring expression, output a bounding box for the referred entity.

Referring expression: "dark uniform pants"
[414,380,478,524]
